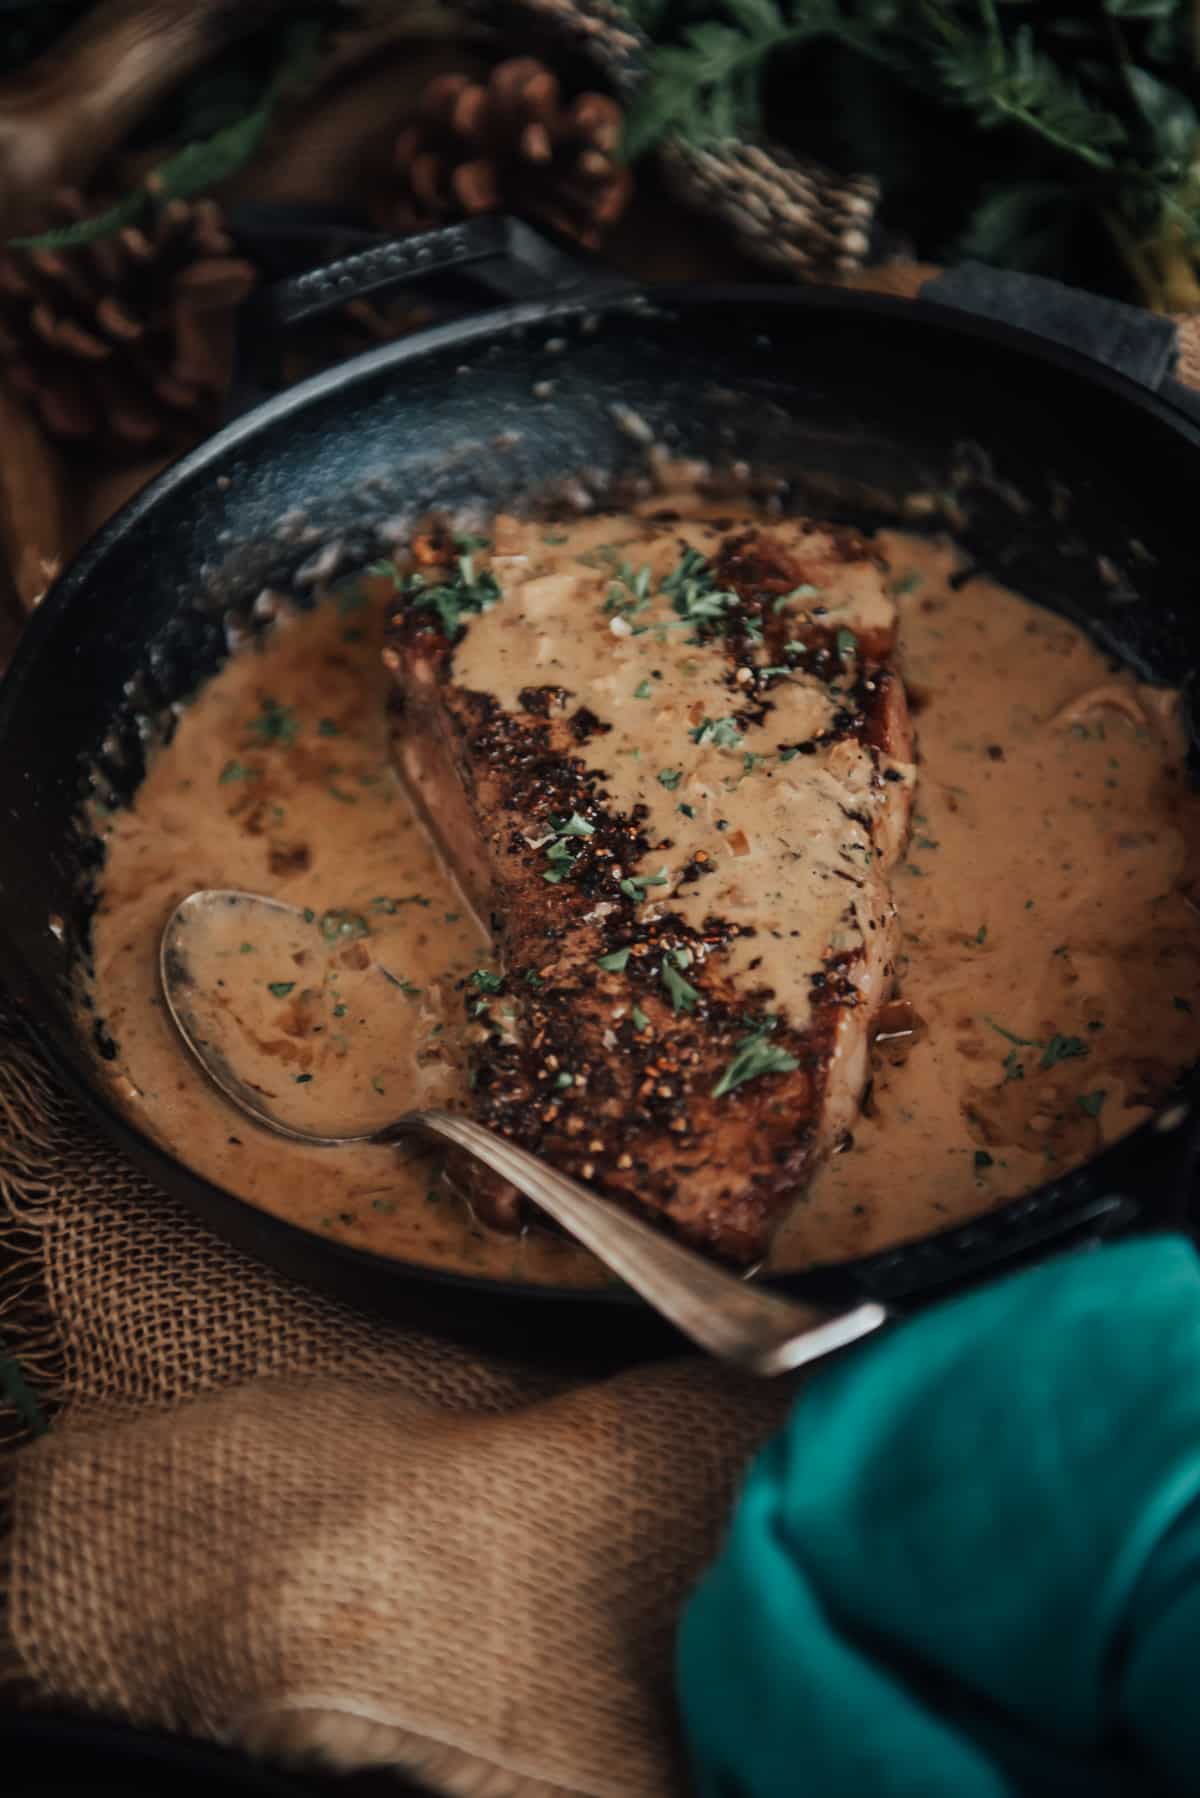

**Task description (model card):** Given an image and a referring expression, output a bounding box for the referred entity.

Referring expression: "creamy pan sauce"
[84,520,1200,1286]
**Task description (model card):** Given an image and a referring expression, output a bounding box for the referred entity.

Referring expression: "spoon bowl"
[161,889,891,1375]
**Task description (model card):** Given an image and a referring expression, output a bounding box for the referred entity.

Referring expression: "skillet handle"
[922,263,1200,429]
[252,213,631,330]
[229,211,635,418]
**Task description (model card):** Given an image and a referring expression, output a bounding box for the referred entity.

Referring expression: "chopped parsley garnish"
[604,562,652,618]
[620,867,669,901]
[302,908,316,924]
[333,1002,348,1018]
[249,699,298,746]
[633,678,653,700]
[631,1005,650,1031]
[892,572,922,595]
[974,925,987,945]
[555,1071,575,1089]
[661,958,700,1014]
[294,1073,313,1084]
[543,837,578,883]
[469,969,504,993]
[836,627,858,661]
[454,532,491,553]
[1040,1033,1088,1069]
[678,802,696,818]
[984,1017,1039,1048]
[658,768,683,790]
[543,532,569,545]
[691,716,743,749]
[525,970,545,990]
[772,584,820,611]
[317,718,341,737]
[267,982,295,999]
[319,909,370,943]
[219,759,258,784]
[664,561,737,628]
[712,1022,799,1098]
[554,811,595,838]
[974,1150,994,1169]
[372,1076,386,1095]
[386,553,502,640]
[1078,1090,1107,1118]
[327,784,358,804]
[915,836,939,851]
[1002,1050,1025,1084]
[239,942,254,954]
[597,947,631,973]
[743,751,763,772]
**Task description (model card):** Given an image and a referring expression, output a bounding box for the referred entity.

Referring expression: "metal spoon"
[160,889,889,1376]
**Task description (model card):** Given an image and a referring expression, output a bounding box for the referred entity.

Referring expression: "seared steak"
[384,509,915,1264]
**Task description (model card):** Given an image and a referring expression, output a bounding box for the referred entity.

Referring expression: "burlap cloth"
[0,996,795,1794]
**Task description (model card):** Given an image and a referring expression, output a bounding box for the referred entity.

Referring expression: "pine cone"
[391,56,633,250]
[0,187,257,452]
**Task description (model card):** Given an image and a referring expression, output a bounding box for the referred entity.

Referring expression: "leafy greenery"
[712,1018,800,1096]
[625,0,1200,308]
[376,552,502,643]
[10,15,326,250]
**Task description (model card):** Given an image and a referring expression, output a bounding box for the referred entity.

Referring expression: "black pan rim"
[3,280,1199,1312]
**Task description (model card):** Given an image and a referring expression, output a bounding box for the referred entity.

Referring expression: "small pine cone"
[0,187,257,452]
[391,56,633,250]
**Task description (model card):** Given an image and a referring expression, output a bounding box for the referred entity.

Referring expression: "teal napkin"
[677,1234,1200,1797]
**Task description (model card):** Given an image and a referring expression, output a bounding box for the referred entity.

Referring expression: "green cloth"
[677,1234,1200,1797]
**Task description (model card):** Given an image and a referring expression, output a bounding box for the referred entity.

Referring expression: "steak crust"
[385,510,914,1264]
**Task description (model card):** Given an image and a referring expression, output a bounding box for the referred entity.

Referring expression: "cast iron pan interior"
[1,286,1199,1328]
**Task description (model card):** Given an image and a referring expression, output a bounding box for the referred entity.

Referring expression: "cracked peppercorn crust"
[386,509,915,1264]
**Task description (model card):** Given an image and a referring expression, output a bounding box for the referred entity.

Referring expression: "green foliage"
[9,15,325,250]
[626,0,1200,307]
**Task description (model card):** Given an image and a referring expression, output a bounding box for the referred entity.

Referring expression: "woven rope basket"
[480,0,883,281]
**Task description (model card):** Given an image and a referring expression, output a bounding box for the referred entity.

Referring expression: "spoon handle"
[402,1110,889,1376]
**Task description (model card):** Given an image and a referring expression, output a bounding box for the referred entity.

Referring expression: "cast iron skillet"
[1,216,1198,1336]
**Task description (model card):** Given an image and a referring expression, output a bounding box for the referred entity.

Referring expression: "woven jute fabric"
[0,999,793,1794]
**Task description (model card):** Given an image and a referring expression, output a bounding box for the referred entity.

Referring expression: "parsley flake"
[469,969,504,993]
[661,959,700,1014]
[597,947,631,973]
[1040,1033,1088,1069]
[691,716,743,748]
[631,1005,650,1031]
[1078,1090,1107,1117]
[658,768,683,790]
[620,867,669,901]
[249,699,297,746]
[219,759,259,784]
[713,1022,799,1097]
[267,982,295,999]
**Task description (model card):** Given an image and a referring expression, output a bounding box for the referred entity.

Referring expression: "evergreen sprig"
[625,0,1200,309]
[9,15,325,251]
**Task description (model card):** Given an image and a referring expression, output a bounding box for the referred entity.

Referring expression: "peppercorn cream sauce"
[84,516,1200,1287]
